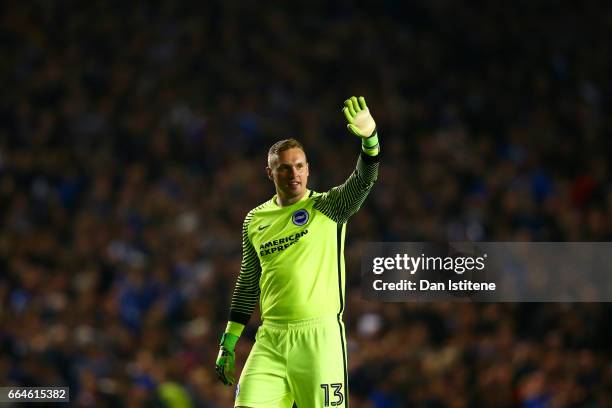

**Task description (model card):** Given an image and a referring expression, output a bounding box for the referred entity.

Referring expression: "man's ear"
[266,167,273,181]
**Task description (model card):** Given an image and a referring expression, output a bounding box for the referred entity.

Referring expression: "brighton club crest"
[292,209,309,226]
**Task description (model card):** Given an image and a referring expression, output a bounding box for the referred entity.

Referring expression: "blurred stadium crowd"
[1,1,611,407]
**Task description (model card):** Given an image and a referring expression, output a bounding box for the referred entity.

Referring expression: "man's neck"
[276,190,307,207]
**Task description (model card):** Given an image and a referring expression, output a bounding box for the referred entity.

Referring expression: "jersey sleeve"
[314,151,379,224]
[228,211,261,325]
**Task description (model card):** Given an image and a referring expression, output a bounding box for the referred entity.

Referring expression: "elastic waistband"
[262,315,341,330]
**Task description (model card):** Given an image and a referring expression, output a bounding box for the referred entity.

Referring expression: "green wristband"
[225,321,245,337]
[362,132,379,156]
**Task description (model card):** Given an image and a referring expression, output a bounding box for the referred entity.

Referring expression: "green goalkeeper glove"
[215,332,239,386]
[343,96,379,156]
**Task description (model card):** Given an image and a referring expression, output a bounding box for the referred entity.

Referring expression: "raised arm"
[314,96,380,223]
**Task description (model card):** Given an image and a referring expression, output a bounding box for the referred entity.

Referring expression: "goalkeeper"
[216,96,380,407]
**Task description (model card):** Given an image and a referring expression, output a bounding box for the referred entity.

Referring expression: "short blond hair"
[267,138,305,168]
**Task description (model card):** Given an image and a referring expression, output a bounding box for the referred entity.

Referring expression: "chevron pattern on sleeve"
[314,152,379,224]
[229,210,262,325]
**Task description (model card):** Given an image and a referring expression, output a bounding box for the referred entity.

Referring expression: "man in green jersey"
[216,96,380,407]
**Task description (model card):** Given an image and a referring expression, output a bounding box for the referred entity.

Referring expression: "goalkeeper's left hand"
[343,96,379,155]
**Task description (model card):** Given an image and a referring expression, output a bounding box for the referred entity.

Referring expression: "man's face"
[267,147,309,201]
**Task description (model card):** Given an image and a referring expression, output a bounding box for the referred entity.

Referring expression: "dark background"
[1,1,611,406]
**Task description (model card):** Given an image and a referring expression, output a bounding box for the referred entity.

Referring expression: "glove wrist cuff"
[361,131,379,156]
[225,321,245,337]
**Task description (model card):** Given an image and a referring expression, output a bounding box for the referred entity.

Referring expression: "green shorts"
[235,315,348,408]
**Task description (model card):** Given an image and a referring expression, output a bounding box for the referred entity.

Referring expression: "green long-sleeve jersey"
[229,152,379,324]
